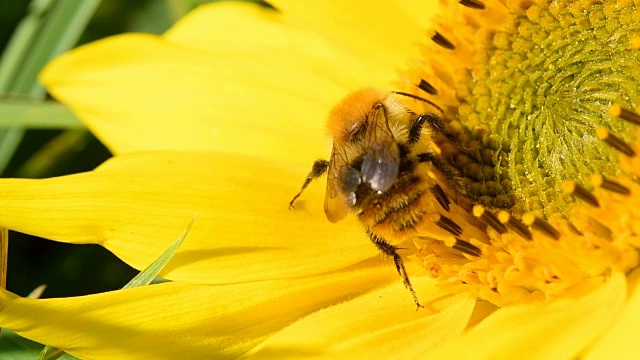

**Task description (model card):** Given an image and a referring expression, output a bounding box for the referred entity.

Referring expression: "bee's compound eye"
[347,121,365,140]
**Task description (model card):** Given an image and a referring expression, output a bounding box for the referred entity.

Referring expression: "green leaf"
[0,99,81,129]
[1,0,103,96]
[0,329,42,359]
[0,330,77,360]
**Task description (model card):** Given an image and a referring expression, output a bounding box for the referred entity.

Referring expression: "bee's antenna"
[392,91,444,114]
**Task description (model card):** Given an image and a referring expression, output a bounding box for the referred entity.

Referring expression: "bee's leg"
[410,113,461,147]
[366,229,422,310]
[288,159,330,209]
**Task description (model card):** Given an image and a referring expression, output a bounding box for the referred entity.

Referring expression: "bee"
[289,88,485,308]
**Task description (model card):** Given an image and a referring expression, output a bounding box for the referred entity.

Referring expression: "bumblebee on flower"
[0,0,638,359]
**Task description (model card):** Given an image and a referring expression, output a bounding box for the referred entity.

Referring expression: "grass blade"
[124,214,196,289]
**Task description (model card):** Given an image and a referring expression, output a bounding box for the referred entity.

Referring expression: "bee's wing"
[324,145,357,223]
[360,103,400,193]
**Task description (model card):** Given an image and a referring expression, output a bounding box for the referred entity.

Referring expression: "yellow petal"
[40,2,395,157]
[269,0,438,74]
[392,0,441,29]
[583,269,640,359]
[0,265,396,359]
[430,273,627,360]
[164,2,396,88]
[245,276,474,358]
[0,151,371,283]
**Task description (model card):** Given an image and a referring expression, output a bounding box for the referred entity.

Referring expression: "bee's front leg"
[409,113,461,146]
[289,159,330,209]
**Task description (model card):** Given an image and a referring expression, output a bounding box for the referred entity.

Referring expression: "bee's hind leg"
[366,229,422,310]
[289,159,330,209]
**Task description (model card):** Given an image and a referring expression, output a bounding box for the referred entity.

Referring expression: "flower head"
[0,0,639,358]
[395,0,640,308]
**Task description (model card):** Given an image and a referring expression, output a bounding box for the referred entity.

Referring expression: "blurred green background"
[0,0,260,299]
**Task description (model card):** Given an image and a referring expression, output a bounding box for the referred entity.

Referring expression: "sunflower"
[0,0,639,358]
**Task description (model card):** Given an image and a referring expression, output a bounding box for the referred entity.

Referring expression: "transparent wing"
[360,104,400,193]
[324,145,356,222]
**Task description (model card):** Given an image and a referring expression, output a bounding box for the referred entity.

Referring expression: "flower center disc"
[405,0,640,306]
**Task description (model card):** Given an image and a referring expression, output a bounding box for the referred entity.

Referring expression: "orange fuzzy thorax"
[327,88,390,143]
